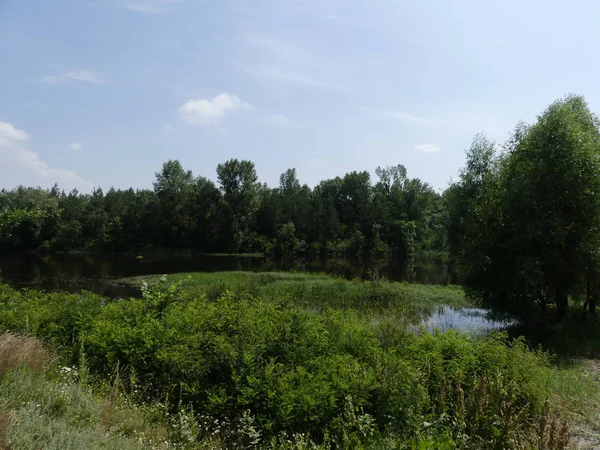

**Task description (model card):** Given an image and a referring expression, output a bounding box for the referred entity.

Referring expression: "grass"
[0,273,599,449]
[121,271,469,323]
[0,332,52,378]
[0,333,172,450]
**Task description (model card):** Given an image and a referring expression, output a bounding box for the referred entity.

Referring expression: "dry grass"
[0,333,52,378]
[435,373,572,449]
[526,400,570,450]
[0,410,14,450]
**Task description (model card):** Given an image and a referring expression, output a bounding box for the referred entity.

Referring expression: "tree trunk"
[556,284,568,321]
[590,291,597,317]
[586,270,598,319]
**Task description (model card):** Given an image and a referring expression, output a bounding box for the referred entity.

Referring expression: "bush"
[0,280,583,449]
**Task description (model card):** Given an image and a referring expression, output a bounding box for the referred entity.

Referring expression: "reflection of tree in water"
[1,252,453,296]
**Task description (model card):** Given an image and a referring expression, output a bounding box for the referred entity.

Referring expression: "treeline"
[3,94,600,321]
[0,161,445,258]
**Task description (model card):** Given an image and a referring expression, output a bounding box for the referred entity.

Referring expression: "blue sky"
[1,0,599,193]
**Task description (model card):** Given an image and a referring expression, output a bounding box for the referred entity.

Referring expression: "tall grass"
[0,333,172,450]
[123,271,469,321]
[0,332,52,377]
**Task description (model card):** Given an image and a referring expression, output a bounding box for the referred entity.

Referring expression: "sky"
[2,0,600,193]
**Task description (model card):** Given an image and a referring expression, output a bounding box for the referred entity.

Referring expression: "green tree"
[503,95,600,319]
[446,135,505,307]
[448,96,600,321]
[216,159,260,252]
[153,160,195,248]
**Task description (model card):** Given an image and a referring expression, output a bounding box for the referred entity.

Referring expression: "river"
[0,251,453,297]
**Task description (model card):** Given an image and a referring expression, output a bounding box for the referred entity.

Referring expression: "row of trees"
[0,160,445,258]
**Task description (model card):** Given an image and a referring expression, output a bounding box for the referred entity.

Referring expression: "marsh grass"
[123,271,468,322]
[0,332,52,378]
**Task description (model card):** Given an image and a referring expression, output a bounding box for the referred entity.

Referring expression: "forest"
[0,159,445,259]
[2,95,600,321]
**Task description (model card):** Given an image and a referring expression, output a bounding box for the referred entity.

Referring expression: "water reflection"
[420,305,517,334]
[0,251,454,297]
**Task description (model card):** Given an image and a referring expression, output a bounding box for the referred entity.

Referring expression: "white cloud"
[123,0,180,14]
[69,142,83,151]
[240,63,349,92]
[161,124,180,134]
[323,14,370,27]
[38,70,107,85]
[179,93,251,126]
[365,106,508,137]
[0,122,29,145]
[0,122,93,191]
[324,14,343,22]
[414,144,442,153]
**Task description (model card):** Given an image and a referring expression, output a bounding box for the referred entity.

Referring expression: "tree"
[279,168,301,226]
[276,222,299,256]
[503,95,600,319]
[448,96,600,321]
[446,135,506,307]
[339,171,372,235]
[153,160,195,247]
[190,177,223,252]
[216,159,260,252]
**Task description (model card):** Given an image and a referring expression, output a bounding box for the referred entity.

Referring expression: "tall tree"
[153,160,195,247]
[503,95,600,319]
[448,96,600,320]
[216,159,260,252]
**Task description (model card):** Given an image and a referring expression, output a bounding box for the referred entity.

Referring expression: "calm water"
[0,251,453,297]
[420,305,517,334]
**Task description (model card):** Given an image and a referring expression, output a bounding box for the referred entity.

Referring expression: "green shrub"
[0,278,587,449]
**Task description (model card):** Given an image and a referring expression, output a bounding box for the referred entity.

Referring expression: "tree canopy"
[447,94,600,319]
[0,159,443,260]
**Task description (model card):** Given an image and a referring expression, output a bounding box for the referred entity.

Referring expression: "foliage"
[447,95,600,321]
[0,275,591,449]
[0,160,444,259]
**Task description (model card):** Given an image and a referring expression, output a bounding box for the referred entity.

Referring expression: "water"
[0,251,453,297]
[0,251,513,334]
[419,305,517,334]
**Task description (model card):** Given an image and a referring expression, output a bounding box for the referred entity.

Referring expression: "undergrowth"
[0,333,172,450]
[0,274,596,449]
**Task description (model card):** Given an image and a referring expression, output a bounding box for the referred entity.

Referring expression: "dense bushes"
[0,275,584,448]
